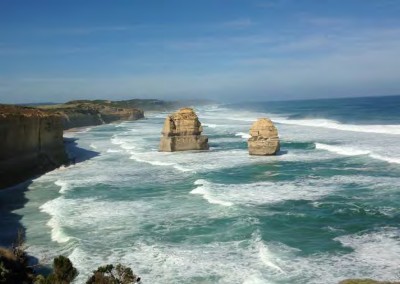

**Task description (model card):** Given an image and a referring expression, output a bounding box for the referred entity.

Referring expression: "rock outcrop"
[38,101,144,130]
[0,105,68,189]
[159,108,209,152]
[248,118,280,155]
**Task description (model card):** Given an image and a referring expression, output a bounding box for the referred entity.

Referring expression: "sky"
[1,0,400,103]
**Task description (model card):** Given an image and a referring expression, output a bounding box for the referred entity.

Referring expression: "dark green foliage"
[35,255,78,284]
[86,264,140,284]
[0,230,35,284]
[53,255,78,283]
[34,274,50,284]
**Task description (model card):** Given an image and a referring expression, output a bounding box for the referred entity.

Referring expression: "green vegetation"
[0,231,140,284]
[36,98,214,112]
[86,264,140,284]
[37,99,177,112]
[0,230,35,283]
[34,256,78,284]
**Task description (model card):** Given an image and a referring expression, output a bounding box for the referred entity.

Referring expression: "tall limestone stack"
[159,108,209,152]
[248,118,280,155]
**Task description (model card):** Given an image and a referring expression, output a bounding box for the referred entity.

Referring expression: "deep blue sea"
[1,95,400,283]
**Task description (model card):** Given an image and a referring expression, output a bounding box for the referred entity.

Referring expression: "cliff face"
[159,108,209,152]
[0,105,68,189]
[40,102,144,130]
[248,118,280,155]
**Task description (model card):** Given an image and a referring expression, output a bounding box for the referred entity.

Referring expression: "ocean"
[1,95,400,283]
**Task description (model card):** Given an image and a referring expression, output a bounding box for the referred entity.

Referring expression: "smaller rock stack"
[159,108,209,152]
[248,118,280,155]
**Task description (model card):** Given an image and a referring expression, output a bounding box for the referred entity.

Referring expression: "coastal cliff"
[159,108,209,152]
[0,105,68,189]
[39,101,144,130]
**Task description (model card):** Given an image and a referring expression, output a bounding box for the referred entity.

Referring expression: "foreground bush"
[0,247,35,283]
[86,264,141,284]
[0,230,35,283]
[35,255,78,284]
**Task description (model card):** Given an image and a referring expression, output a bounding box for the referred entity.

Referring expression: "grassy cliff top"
[36,98,215,111]
[0,104,58,118]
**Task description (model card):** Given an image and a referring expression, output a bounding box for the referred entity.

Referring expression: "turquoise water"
[3,96,400,283]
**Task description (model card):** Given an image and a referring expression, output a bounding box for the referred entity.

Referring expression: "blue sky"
[1,0,400,103]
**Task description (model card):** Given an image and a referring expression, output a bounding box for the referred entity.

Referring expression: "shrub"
[86,263,140,284]
[35,255,77,284]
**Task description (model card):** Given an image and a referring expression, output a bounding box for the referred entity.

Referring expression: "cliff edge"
[0,105,68,189]
[159,108,209,152]
[39,101,144,130]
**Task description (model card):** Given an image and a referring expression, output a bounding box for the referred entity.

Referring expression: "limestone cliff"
[0,105,68,189]
[248,118,280,155]
[39,102,144,130]
[159,108,209,152]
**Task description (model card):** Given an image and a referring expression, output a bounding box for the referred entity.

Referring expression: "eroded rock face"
[248,118,280,155]
[159,108,209,152]
[40,102,144,130]
[0,105,68,189]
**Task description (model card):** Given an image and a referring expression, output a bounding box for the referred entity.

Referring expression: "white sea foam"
[235,132,251,139]
[128,148,260,173]
[190,178,337,207]
[316,143,400,164]
[203,123,218,128]
[332,228,400,278]
[106,149,123,153]
[129,153,193,172]
[315,143,371,156]
[110,136,124,145]
[54,180,70,194]
[254,234,284,273]
[110,135,137,150]
[68,230,283,284]
[273,117,400,135]
[267,228,400,283]
[39,197,72,243]
[15,104,400,284]
[191,181,234,207]
[89,143,97,149]
[369,153,400,164]
[39,196,155,244]
[192,175,400,207]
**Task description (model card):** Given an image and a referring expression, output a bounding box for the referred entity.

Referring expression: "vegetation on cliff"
[65,99,176,111]
[63,98,214,111]
[37,101,144,130]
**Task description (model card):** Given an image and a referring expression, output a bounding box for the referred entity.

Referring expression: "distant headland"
[0,98,202,189]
